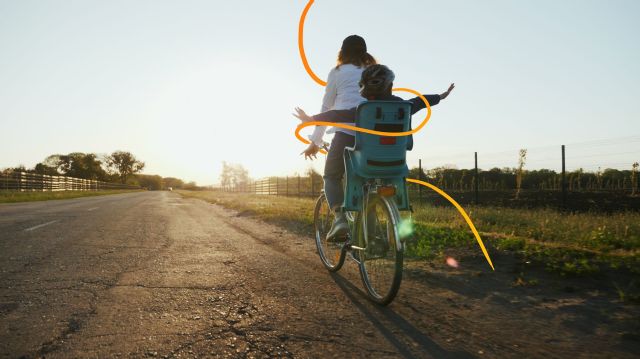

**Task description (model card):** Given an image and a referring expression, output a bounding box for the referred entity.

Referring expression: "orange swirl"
[295,88,432,146]
[298,0,326,87]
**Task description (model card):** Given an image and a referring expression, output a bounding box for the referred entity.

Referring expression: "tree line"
[219,162,250,188]
[408,165,640,193]
[4,151,194,191]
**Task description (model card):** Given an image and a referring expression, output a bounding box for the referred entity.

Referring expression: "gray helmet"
[359,64,395,98]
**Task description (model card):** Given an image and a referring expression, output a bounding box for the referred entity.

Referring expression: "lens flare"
[446,256,459,268]
[398,218,414,239]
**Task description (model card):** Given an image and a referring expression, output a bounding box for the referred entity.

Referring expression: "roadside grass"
[408,204,640,276]
[0,190,143,203]
[178,191,316,233]
[178,190,640,278]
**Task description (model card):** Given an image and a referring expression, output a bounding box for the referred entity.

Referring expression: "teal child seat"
[343,101,412,212]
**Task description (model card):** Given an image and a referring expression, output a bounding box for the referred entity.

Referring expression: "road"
[0,192,638,358]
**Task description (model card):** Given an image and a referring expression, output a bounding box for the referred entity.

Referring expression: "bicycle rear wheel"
[357,193,403,305]
[314,193,345,272]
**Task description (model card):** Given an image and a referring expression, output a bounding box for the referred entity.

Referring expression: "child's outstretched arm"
[409,83,455,114]
[440,83,455,100]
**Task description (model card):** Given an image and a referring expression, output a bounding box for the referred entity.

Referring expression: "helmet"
[359,64,395,98]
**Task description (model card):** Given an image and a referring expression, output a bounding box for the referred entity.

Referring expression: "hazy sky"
[1,0,639,184]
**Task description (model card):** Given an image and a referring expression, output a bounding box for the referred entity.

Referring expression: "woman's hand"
[293,107,313,123]
[440,83,455,100]
[301,142,320,160]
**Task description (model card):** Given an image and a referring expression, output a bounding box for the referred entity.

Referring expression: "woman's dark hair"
[336,35,377,69]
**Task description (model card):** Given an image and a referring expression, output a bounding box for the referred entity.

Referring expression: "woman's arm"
[307,69,338,146]
[308,124,327,147]
[321,69,338,112]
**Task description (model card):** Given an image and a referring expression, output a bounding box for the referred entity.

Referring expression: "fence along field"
[219,141,640,212]
[0,171,140,191]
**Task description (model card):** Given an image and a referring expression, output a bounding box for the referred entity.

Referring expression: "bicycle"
[313,100,413,305]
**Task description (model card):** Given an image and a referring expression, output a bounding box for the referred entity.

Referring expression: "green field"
[178,190,640,279]
[0,190,143,203]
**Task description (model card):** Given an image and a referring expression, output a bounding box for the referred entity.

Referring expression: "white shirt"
[308,64,365,146]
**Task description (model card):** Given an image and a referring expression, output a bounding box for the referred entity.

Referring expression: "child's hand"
[300,142,320,160]
[293,107,312,123]
[440,83,455,99]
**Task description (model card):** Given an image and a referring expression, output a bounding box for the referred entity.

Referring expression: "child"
[294,64,454,240]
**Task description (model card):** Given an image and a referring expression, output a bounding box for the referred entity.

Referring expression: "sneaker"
[326,211,349,242]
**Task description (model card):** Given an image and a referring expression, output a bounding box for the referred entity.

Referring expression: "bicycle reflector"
[380,137,396,145]
[377,186,396,197]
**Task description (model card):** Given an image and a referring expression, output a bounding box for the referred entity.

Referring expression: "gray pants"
[324,131,355,210]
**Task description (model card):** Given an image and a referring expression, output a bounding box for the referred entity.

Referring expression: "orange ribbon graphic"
[296,0,494,270]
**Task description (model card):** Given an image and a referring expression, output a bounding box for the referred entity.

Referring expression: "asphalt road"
[0,192,638,358]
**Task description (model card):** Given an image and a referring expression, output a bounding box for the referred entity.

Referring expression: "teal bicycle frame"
[314,100,413,305]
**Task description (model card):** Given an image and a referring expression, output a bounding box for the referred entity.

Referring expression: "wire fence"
[219,175,639,212]
[413,135,640,173]
[0,171,141,191]
[219,173,639,197]
[217,141,639,211]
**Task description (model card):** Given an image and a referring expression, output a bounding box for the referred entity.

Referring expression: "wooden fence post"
[475,152,479,205]
[418,159,422,203]
[561,145,566,209]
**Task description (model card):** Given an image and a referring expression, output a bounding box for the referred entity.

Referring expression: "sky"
[1,0,639,185]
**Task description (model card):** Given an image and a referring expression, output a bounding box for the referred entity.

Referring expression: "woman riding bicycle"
[295,65,455,241]
[301,35,377,240]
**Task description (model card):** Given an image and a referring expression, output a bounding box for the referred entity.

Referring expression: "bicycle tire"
[357,193,404,305]
[314,193,346,272]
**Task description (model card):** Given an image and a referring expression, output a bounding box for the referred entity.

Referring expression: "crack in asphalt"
[112,284,229,291]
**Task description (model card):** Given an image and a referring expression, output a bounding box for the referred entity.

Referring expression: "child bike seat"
[343,101,412,211]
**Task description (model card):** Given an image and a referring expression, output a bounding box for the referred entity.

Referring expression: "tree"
[6,165,27,173]
[45,153,108,180]
[219,162,250,189]
[632,162,639,196]
[183,181,200,190]
[163,177,184,189]
[106,151,145,184]
[135,174,163,190]
[515,149,527,199]
[33,162,59,176]
[33,155,61,176]
[408,166,426,181]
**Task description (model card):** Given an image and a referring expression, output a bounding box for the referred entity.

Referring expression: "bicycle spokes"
[314,194,346,272]
[314,192,403,305]
[358,194,403,305]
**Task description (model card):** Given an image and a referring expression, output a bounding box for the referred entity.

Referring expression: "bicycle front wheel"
[358,193,403,305]
[314,193,345,272]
